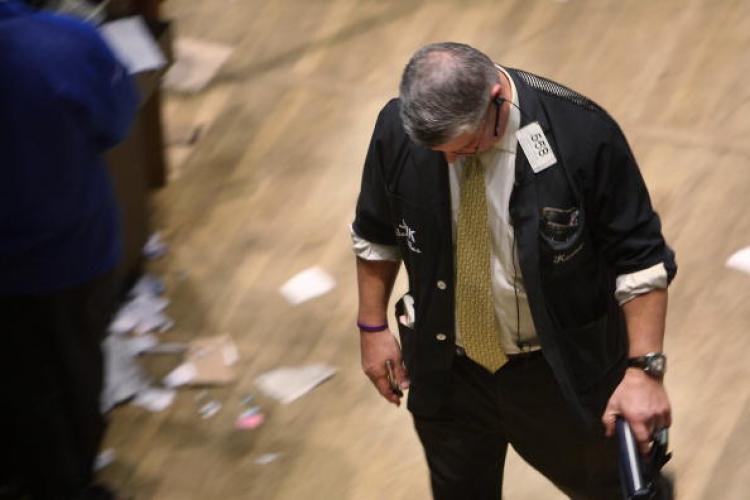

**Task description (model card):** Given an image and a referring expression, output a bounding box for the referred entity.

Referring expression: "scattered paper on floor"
[130,273,166,298]
[726,247,750,275]
[143,232,168,259]
[279,267,336,305]
[163,335,239,387]
[163,37,233,93]
[133,387,176,413]
[198,400,222,419]
[255,363,336,404]
[254,453,281,465]
[94,449,117,472]
[101,335,151,412]
[109,294,172,335]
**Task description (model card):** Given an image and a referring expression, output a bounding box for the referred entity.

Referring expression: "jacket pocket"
[557,315,619,393]
[539,205,594,276]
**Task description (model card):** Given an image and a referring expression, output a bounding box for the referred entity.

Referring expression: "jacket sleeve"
[589,120,677,283]
[352,101,399,246]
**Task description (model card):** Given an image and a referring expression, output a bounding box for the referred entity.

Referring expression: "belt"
[455,346,542,360]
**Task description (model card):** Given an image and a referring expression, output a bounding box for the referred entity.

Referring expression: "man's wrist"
[627,352,667,379]
[357,320,389,332]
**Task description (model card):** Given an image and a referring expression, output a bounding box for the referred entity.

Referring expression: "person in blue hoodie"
[0,1,137,498]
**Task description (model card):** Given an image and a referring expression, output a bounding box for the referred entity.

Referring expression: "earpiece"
[492,96,505,136]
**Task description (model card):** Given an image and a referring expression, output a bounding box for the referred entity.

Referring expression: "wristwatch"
[627,352,667,378]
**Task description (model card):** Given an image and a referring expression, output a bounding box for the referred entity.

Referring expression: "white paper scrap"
[94,448,116,471]
[163,362,198,388]
[101,335,151,412]
[130,273,166,298]
[143,232,168,259]
[279,267,336,305]
[133,387,176,412]
[144,341,188,355]
[163,37,234,93]
[199,400,222,419]
[254,453,281,465]
[109,294,172,336]
[99,17,166,74]
[726,247,750,275]
[255,363,336,404]
[125,333,159,355]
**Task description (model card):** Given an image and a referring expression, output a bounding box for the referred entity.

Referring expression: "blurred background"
[14,0,750,498]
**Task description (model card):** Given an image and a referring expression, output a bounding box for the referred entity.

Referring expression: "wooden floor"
[100,1,750,498]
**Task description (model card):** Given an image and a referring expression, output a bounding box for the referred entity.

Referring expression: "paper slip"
[726,247,750,275]
[125,333,159,355]
[99,17,166,74]
[163,362,199,388]
[143,232,168,259]
[163,336,239,387]
[255,363,336,404]
[144,342,188,355]
[279,267,336,305]
[254,453,281,465]
[130,273,166,298]
[94,449,116,472]
[516,122,557,173]
[133,387,176,412]
[163,37,233,93]
[101,334,151,412]
[198,400,222,419]
[109,294,171,336]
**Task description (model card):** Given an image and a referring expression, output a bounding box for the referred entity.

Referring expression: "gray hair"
[399,42,499,147]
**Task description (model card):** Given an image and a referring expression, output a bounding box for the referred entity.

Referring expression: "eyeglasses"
[434,96,502,159]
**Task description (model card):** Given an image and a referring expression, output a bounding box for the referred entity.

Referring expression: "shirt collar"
[490,65,521,154]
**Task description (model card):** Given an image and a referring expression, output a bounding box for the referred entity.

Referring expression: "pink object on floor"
[235,412,265,430]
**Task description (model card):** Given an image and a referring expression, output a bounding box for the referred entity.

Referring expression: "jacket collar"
[504,66,552,133]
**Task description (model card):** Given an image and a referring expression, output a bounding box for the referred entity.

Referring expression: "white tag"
[515,122,557,173]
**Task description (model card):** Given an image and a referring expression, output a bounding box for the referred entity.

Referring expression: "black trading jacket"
[353,68,677,426]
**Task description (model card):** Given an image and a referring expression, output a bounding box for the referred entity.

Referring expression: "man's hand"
[602,367,671,454]
[360,329,410,406]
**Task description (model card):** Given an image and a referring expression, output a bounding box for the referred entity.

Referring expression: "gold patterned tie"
[456,157,507,373]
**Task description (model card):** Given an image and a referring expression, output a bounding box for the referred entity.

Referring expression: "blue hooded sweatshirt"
[0,0,137,294]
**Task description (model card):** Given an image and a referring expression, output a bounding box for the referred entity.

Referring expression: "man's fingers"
[601,409,618,437]
[373,375,401,405]
[395,360,410,390]
[631,421,655,455]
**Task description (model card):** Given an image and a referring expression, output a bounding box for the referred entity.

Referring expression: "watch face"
[648,354,666,374]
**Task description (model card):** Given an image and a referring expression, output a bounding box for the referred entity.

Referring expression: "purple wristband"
[357,321,388,332]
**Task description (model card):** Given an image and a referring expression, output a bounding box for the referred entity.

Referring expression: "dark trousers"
[412,351,623,500]
[0,273,116,499]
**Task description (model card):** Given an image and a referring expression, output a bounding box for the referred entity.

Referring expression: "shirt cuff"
[350,225,401,262]
[615,262,668,305]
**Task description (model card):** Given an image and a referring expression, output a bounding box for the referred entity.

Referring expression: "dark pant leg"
[46,273,116,494]
[0,273,115,499]
[412,356,508,500]
[494,353,621,500]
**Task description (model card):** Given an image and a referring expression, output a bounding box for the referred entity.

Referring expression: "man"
[352,42,676,499]
[0,1,137,498]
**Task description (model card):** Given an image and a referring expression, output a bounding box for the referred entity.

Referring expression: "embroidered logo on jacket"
[553,242,584,264]
[396,219,422,254]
